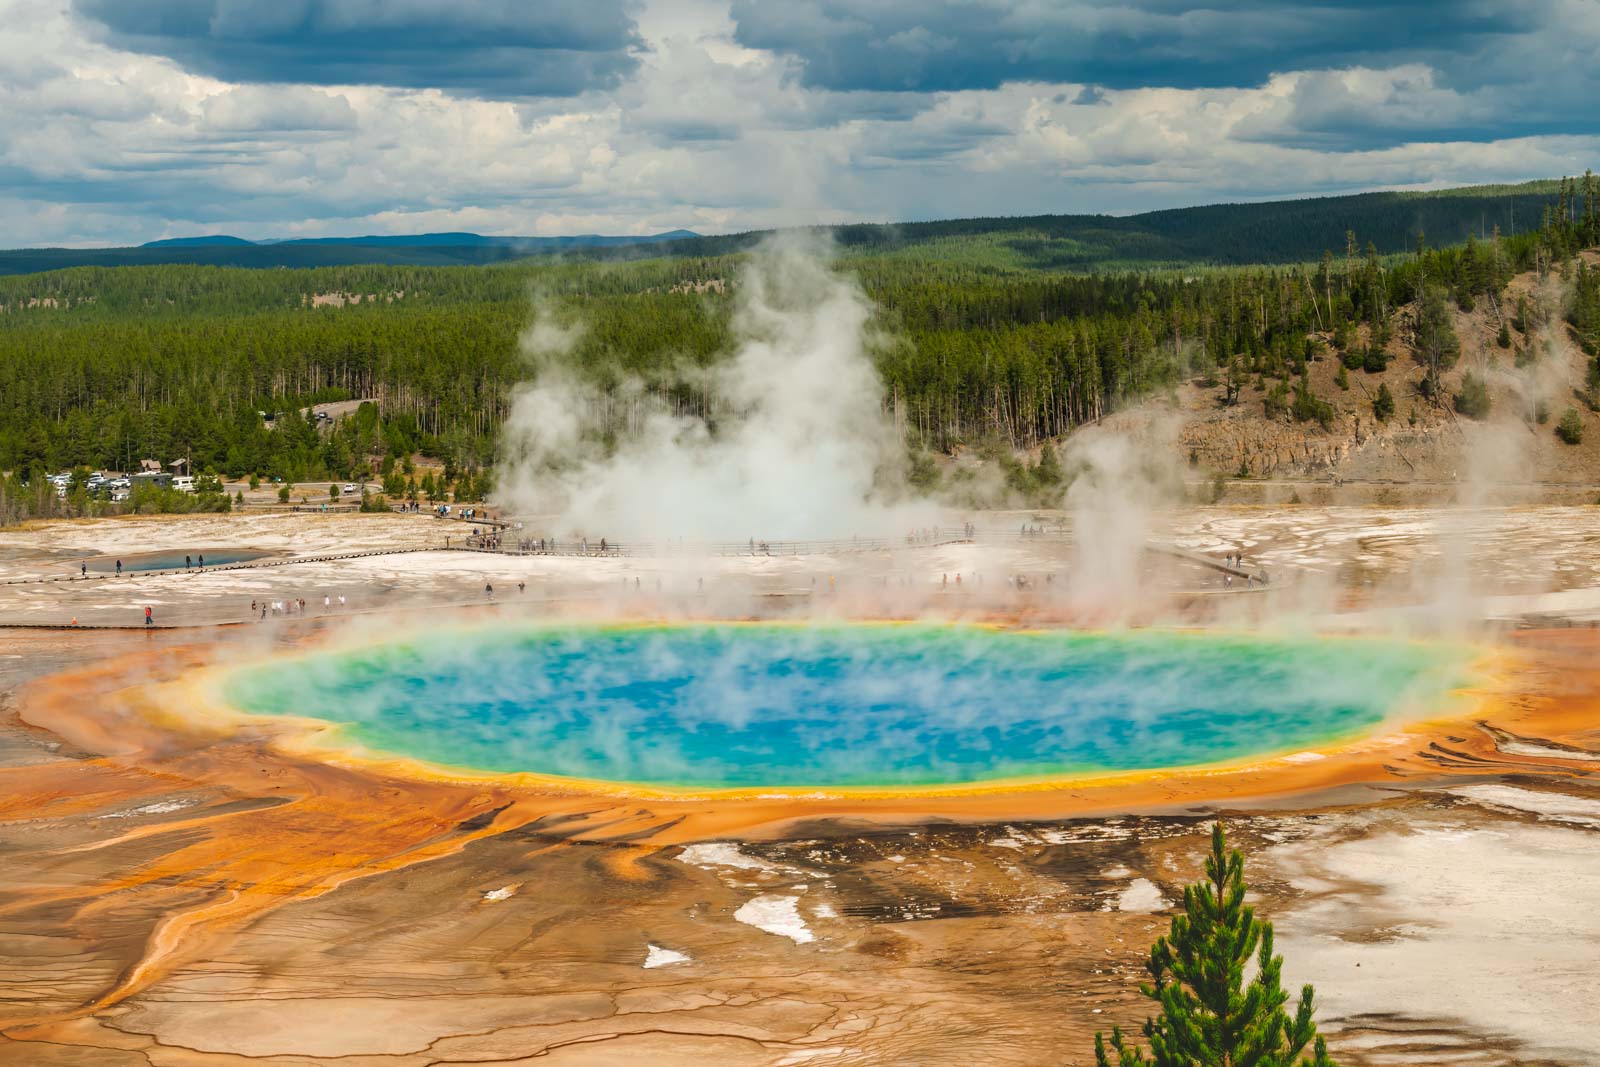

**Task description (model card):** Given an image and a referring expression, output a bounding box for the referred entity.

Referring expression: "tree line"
[2,177,1595,524]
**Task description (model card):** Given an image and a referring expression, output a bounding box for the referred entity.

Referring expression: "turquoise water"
[220,624,1471,789]
[92,550,269,572]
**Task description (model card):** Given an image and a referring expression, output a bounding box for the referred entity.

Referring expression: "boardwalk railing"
[457,527,975,558]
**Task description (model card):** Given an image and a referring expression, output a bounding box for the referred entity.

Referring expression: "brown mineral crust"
[0,627,1596,1065]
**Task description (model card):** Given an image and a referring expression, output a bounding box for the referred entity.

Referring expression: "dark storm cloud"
[727,0,1540,93]
[71,0,642,97]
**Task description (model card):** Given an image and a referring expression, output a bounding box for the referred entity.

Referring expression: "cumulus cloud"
[728,0,1541,93]
[71,0,643,98]
[0,0,1594,246]
[200,86,358,133]
[726,0,1599,150]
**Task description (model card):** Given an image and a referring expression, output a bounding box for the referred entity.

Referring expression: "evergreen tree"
[1035,442,1064,488]
[1373,383,1395,422]
[1094,822,1336,1067]
[1453,373,1492,419]
[1556,407,1585,445]
[1415,285,1461,401]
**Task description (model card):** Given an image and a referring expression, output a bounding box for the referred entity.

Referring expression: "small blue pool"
[88,549,271,573]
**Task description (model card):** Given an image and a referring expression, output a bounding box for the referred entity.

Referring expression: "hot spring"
[218,623,1474,791]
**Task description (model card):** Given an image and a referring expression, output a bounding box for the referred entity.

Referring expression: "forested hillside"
[0,179,1578,276]
[0,231,700,275]
[2,176,1597,523]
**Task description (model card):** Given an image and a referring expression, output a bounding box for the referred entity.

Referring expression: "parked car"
[342,483,359,495]
[172,475,196,493]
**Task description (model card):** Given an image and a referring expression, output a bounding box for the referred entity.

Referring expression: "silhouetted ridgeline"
[0,231,701,275]
[0,180,1574,275]
[579,180,1577,269]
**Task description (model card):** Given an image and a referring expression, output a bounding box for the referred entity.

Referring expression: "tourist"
[80,562,86,578]
[144,606,152,627]
[185,554,192,570]
[324,595,331,609]
[518,581,525,594]
[115,559,122,575]
[485,582,493,599]
[338,595,346,606]
[197,554,205,568]
[251,599,257,613]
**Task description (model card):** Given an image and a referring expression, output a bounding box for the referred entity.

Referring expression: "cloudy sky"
[3,0,1597,246]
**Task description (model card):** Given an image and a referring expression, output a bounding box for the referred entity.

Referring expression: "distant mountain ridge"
[0,178,1584,275]
[0,229,703,274]
[139,230,700,249]
[141,235,257,248]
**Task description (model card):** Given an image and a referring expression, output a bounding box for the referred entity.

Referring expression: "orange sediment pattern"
[2,625,1597,1029]
[170,619,1492,798]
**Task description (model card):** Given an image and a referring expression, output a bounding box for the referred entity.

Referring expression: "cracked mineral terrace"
[0,507,1596,1066]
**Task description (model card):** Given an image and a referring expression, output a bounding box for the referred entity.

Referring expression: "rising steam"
[495,235,934,542]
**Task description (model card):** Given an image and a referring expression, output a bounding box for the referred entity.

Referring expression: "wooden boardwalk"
[0,547,443,587]
[0,532,1265,589]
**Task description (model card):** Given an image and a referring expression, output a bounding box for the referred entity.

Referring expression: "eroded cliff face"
[1095,255,1600,493]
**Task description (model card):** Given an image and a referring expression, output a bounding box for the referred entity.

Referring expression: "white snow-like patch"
[1117,879,1168,913]
[643,944,691,968]
[1449,785,1600,827]
[1487,735,1600,762]
[812,902,838,919]
[1034,825,1133,845]
[482,884,518,902]
[676,842,775,871]
[1281,751,1326,763]
[734,895,814,943]
[99,798,194,819]
[988,827,1041,850]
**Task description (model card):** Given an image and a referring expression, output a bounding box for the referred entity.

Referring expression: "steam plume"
[495,235,933,542]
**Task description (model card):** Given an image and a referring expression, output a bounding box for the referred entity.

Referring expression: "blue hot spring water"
[92,549,270,572]
[219,623,1473,789]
